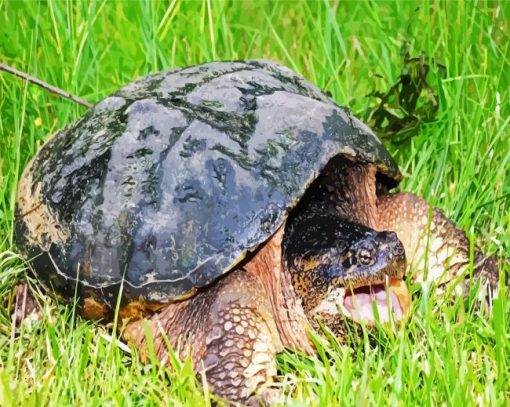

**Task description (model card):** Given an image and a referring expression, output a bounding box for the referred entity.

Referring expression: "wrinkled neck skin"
[243,226,315,354]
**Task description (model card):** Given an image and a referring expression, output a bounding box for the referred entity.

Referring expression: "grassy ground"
[0,1,509,405]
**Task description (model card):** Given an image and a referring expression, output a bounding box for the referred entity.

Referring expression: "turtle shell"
[15,60,401,316]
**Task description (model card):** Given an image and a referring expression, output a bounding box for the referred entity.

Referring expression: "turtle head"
[284,214,411,330]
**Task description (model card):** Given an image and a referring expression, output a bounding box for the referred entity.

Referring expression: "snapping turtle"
[15,60,498,403]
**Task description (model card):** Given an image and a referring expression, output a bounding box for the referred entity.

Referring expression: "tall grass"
[0,1,508,405]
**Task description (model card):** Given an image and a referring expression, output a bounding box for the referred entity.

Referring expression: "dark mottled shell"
[15,60,400,312]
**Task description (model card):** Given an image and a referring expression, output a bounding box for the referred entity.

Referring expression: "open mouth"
[343,277,411,324]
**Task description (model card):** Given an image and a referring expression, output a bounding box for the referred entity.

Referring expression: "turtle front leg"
[377,192,500,301]
[123,270,283,404]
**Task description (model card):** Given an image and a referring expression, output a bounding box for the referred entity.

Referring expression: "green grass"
[0,1,509,405]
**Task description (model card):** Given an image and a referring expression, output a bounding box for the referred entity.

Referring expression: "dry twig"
[0,62,93,108]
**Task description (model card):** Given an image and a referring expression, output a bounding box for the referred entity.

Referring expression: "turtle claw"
[10,282,42,326]
[245,388,283,407]
[462,254,506,311]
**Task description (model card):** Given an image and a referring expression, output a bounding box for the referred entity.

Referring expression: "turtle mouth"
[342,277,411,324]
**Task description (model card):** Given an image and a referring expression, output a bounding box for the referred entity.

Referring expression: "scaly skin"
[377,192,499,300]
[123,261,284,405]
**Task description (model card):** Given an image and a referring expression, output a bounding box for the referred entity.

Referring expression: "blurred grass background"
[0,1,508,405]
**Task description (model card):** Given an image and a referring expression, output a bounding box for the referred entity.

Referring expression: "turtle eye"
[357,248,374,266]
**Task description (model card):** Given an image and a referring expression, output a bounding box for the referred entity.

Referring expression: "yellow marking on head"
[302,258,323,272]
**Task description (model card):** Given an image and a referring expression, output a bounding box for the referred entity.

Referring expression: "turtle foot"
[10,282,42,326]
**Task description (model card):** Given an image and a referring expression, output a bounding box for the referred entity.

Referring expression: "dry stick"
[0,63,93,109]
